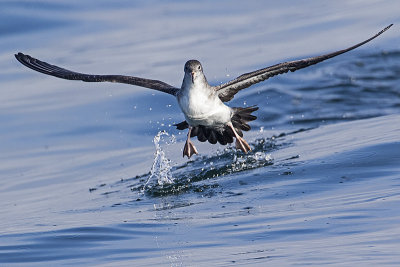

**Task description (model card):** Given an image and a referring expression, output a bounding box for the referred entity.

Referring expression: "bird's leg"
[183,126,198,158]
[228,122,251,153]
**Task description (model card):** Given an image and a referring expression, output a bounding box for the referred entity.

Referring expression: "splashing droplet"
[145,131,174,189]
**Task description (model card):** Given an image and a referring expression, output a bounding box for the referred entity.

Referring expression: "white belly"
[177,86,232,127]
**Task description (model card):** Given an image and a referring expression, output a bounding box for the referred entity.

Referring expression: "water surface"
[1,1,399,266]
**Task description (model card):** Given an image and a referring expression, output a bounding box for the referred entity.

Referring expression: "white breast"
[177,82,231,127]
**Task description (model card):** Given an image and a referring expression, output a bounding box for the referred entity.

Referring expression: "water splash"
[144,131,175,189]
[231,151,274,172]
[113,136,280,197]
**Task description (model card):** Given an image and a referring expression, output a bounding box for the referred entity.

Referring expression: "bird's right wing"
[15,53,180,96]
[214,24,393,102]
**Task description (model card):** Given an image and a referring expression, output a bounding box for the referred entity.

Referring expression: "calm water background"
[1,1,400,266]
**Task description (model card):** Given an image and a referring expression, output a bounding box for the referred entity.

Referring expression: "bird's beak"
[191,71,195,83]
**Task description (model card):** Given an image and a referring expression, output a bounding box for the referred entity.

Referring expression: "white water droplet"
[145,131,174,188]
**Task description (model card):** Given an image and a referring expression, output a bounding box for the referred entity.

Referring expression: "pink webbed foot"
[228,122,251,154]
[183,126,198,158]
[183,139,198,158]
[235,135,251,153]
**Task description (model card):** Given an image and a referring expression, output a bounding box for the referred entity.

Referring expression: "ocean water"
[1,1,400,266]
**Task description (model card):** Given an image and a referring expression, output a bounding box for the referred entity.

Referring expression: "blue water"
[1,1,400,266]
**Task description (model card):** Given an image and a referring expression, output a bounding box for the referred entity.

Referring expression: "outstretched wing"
[15,52,179,96]
[215,24,393,102]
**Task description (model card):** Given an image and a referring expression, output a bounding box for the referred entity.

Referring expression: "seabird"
[15,24,392,158]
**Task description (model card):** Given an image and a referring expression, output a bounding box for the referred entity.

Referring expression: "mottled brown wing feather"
[215,24,393,102]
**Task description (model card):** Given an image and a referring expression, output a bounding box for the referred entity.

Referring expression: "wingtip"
[15,52,26,61]
[383,24,393,33]
[15,53,35,66]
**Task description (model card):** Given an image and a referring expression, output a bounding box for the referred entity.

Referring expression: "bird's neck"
[181,74,209,94]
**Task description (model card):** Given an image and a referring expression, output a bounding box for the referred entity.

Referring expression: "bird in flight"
[15,24,392,158]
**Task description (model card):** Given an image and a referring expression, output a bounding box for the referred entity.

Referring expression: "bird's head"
[184,60,204,84]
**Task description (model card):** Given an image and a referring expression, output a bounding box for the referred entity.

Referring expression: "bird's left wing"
[15,53,179,96]
[214,24,393,102]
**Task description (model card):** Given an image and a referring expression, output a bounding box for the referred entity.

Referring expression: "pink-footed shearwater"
[15,24,392,158]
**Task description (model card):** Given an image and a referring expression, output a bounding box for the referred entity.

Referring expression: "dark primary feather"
[14,52,179,96]
[215,24,393,102]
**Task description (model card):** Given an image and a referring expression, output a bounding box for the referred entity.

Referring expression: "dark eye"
[198,65,201,70]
